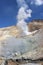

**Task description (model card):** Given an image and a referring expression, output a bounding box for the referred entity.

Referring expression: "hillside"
[0,20,43,61]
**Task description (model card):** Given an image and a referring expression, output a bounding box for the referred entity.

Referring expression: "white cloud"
[35,0,43,5]
[31,0,43,6]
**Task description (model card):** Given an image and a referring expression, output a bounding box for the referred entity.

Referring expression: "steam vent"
[0,20,43,65]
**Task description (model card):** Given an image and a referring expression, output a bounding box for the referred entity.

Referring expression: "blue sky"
[0,0,43,27]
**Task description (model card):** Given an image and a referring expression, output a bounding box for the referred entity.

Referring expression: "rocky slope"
[20,29,43,60]
[0,20,43,60]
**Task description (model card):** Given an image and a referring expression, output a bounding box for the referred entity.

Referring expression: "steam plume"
[17,0,32,35]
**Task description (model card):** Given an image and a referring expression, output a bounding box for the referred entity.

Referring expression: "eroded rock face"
[27,20,43,32]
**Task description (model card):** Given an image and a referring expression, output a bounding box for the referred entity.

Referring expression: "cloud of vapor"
[16,0,28,8]
[17,0,32,35]
[35,0,43,5]
[31,0,43,6]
